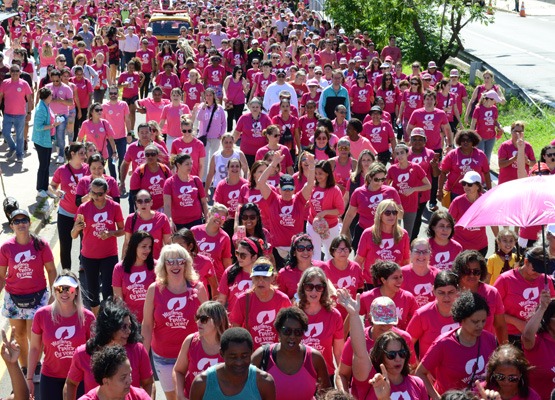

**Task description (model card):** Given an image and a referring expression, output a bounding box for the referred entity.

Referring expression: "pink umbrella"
[456,174,555,228]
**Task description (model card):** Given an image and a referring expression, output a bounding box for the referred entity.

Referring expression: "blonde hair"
[42,41,53,57]
[188,68,200,83]
[209,203,229,217]
[372,200,405,245]
[156,244,198,287]
[50,270,85,325]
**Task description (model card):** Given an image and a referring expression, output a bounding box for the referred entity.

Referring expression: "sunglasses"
[281,326,304,337]
[182,129,192,133]
[373,177,386,183]
[54,286,76,294]
[144,152,158,157]
[384,349,408,360]
[166,258,186,266]
[546,152,555,158]
[461,182,476,187]
[94,108,103,112]
[296,244,314,252]
[303,283,325,292]
[90,190,105,197]
[492,373,521,383]
[213,212,227,222]
[338,146,350,151]
[109,92,118,95]
[136,198,151,204]
[463,268,481,276]
[12,218,30,225]
[410,82,418,85]
[412,249,430,255]
[241,214,257,221]
[195,314,211,324]
[271,134,281,138]
[383,210,399,216]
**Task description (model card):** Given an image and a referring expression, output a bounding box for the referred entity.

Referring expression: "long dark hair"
[172,228,199,256]
[122,231,155,273]
[237,203,266,240]
[285,233,313,269]
[227,237,264,285]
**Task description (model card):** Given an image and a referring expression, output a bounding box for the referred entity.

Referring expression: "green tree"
[324,0,493,68]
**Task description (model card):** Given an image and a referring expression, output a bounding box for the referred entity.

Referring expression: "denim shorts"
[151,350,178,392]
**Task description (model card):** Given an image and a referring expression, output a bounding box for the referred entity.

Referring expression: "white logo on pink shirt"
[464,355,485,375]
[197,358,219,370]
[519,287,541,319]
[358,89,368,103]
[150,175,162,185]
[523,287,539,300]
[369,194,383,206]
[390,391,410,400]
[380,239,394,249]
[434,251,452,270]
[279,205,296,227]
[312,191,325,201]
[237,280,252,291]
[253,310,277,345]
[248,194,262,203]
[412,156,423,164]
[337,276,355,289]
[408,95,419,108]
[167,296,188,311]
[414,283,433,295]
[127,271,148,301]
[94,212,108,223]
[423,114,435,131]
[130,271,147,284]
[179,185,195,207]
[13,250,36,279]
[137,223,153,232]
[55,326,76,340]
[15,250,35,263]
[180,185,194,194]
[484,110,494,125]
[305,322,323,338]
[441,323,460,334]
[181,147,193,155]
[199,241,216,253]
[256,310,276,324]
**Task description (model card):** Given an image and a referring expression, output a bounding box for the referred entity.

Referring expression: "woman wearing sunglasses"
[236,161,270,225]
[349,71,374,122]
[174,301,229,400]
[65,298,154,400]
[190,203,233,283]
[76,153,121,206]
[142,244,208,400]
[484,344,539,400]
[452,250,508,344]
[113,231,156,323]
[159,87,191,150]
[297,267,344,381]
[397,76,423,142]
[229,258,291,349]
[255,124,294,175]
[342,162,400,253]
[170,118,206,179]
[416,291,497,399]
[355,199,410,288]
[233,203,273,259]
[77,102,117,161]
[27,271,95,400]
[218,237,263,311]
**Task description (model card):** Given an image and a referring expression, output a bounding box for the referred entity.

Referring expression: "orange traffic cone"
[487,0,494,14]
[520,1,526,16]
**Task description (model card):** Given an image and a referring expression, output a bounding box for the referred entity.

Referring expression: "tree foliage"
[324,0,493,68]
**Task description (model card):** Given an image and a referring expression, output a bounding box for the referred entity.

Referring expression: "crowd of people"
[0,0,555,399]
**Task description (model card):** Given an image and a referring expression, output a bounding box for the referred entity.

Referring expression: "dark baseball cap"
[280,174,295,190]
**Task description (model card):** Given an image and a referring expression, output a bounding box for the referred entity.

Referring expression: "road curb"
[30,198,57,236]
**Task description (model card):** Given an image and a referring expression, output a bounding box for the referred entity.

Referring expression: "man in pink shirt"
[381,35,402,64]
[0,64,33,163]
[46,69,74,164]
[103,85,132,182]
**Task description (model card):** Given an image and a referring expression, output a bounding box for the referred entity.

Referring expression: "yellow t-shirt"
[487,253,518,284]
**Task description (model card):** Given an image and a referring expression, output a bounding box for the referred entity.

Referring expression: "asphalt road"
[461,10,555,105]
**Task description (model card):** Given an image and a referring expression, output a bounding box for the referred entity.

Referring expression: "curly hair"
[485,344,530,398]
[86,297,142,355]
[273,306,309,333]
[451,250,488,282]
[91,345,128,385]
[370,331,410,377]
[451,291,490,323]
[297,267,333,312]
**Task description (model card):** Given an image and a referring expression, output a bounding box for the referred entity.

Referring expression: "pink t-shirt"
[0,79,32,115]
[123,141,169,172]
[400,265,439,308]
[155,72,181,99]
[214,178,249,219]
[75,199,124,259]
[428,238,463,271]
[183,332,223,397]
[75,175,120,200]
[440,148,490,195]
[68,343,152,393]
[387,162,427,213]
[79,386,151,400]
[163,175,206,225]
[349,185,401,230]
[449,82,468,114]
[136,98,170,130]
[255,144,293,173]
[449,195,488,251]
[301,307,343,374]
[118,72,141,99]
[356,228,410,283]
[112,263,156,322]
[407,147,436,204]
[276,261,326,299]
[477,283,506,335]
[497,140,535,184]
[375,87,399,115]
[350,84,374,114]
[366,375,427,400]
[348,136,376,160]
[421,329,497,395]
[190,225,232,281]
[218,267,252,311]
[102,101,130,139]
[123,212,171,259]
[524,332,555,399]
[298,115,319,147]
[32,306,95,378]
[235,113,273,156]
[52,164,90,215]
[202,64,226,86]
[406,301,460,358]
[359,288,418,331]
[0,237,54,295]
[47,82,74,116]
[253,72,277,97]
[437,91,460,122]
[161,103,191,138]
[229,290,292,349]
[130,164,172,211]
[361,121,394,153]
[150,281,202,358]
[71,77,94,109]
[322,259,364,301]
[308,186,344,228]
[192,254,215,293]
[170,138,206,177]
[472,104,498,141]
[77,119,116,159]
[137,49,155,73]
[259,191,308,247]
[494,269,555,335]
[182,81,205,110]
[408,108,449,150]
[401,90,424,120]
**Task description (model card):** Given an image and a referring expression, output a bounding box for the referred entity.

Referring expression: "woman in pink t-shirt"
[142,244,208,399]
[112,231,156,323]
[452,250,508,344]
[234,98,273,165]
[355,199,410,286]
[28,271,95,400]
[400,238,439,308]
[470,91,504,163]
[349,71,374,121]
[297,267,345,376]
[174,301,228,399]
[416,290,497,398]
[75,153,120,205]
[427,210,463,271]
[77,103,118,159]
[397,76,424,142]
[159,87,191,149]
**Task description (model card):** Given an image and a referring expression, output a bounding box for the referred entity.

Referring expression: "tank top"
[184,333,223,398]
[203,364,261,400]
[213,150,241,187]
[267,344,317,400]
[227,78,246,105]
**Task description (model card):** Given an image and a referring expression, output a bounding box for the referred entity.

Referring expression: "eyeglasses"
[384,349,408,360]
[271,134,281,138]
[90,190,105,197]
[94,108,103,112]
[109,92,118,95]
[241,214,257,221]
[308,66,315,69]
[335,247,350,253]
[337,111,347,115]
[338,146,350,151]
[10,70,20,73]
[462,268,482,276]
[303,282,325,292]
[281,326,304,336]
[373,177,386,183]
[195,314,211,324]
[136,198,152,204]
[357,76,366,80]
[11,218,30,225]
[492,373,521,383]
[315,72,323,75]
[546,152,555,158]
[296,244,314,252]
[213,212,227,222]
[460,138,471,143]
[182,129,192,133]
[383,210,398,216]
[166,258,186,266]
[235,250,250,260]
[412,249,431,255]
[461,182,476,187]
[54,286,76,294]
[60,59,67,62]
